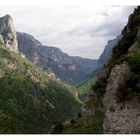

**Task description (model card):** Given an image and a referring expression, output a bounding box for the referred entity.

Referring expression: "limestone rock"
[0,15,18,52]
[103,62,130,110]
[103,62,140,134]
[0,34,4,45]
[81,89,102,117]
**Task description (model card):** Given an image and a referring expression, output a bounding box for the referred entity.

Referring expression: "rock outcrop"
[84,6,140,134]
[102,62,140,134]
[81,90,100,117]
[0,15,18,52]
[55,6,140,134]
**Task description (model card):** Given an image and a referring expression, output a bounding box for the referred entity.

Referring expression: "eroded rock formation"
[0,15,18,52]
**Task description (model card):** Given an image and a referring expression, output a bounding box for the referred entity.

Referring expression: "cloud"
[0,6,136,59]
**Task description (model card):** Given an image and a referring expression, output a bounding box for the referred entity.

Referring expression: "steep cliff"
[77,35,121,101]
[81,6,140,134]
[0,15,18,52]
[50,6,140,134]
[97,35,122,67]
[17,32,97,85]
[0,15,81,134]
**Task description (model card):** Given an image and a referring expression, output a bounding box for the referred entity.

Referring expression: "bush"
[92,77,107,99]
[117,73,140,102]
[129,52,140,74]
[70,119,77,125]
[113,27,138,59]
[50,122,63,134]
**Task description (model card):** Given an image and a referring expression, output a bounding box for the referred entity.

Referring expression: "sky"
[0,6,136,59]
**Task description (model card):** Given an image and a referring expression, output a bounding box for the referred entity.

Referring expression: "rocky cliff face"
[52,6,140,134]
[83,6,140,134]
[103,62,139,134]
[77,35,122,101]
[97,35,122,67]
[17,32,97,85]
[0,15,82,133]
[0,15,18,52]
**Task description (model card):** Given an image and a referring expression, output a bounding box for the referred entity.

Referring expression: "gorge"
[0,6,140,134]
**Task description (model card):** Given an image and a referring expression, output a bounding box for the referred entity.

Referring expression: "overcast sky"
[0,6,136,59]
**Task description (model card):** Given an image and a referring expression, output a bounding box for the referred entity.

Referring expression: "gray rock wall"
[0,15,18,52]
[103,62,140,134]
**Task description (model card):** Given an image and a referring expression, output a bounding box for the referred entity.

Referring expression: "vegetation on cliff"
[50,6,140,134]
[0,44,81,134]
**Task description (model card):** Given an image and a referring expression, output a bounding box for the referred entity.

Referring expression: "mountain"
[97,35,122,67]
[0,15,81,134]
[77,35,122,101]
[17,32,98,85]
[0,14,18,52]
[49,6,140,134]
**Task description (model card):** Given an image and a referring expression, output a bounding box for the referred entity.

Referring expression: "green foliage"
[128,42,140,73]
[117,73,140,102]
[0,45,81,133]
[49,7,140,134]
[127,7,140,29]
[59,111,104,134]
[49,122,63,134]
[113,27,138,60]
[125,91,137,101]
[70,119,77,124]
[77,75,95,101]
[109,7,140,69]
[114,42,140,102]
[130,52,140,73]
[92,77,107,99]
[104,7,140,103]
[123,42,140,101]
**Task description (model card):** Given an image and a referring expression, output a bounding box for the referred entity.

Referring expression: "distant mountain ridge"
[17,32,98,85]
[97,35,122,67]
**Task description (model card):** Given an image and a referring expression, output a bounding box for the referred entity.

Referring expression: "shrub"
[50,122,63,134]
[92,77,107,99]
